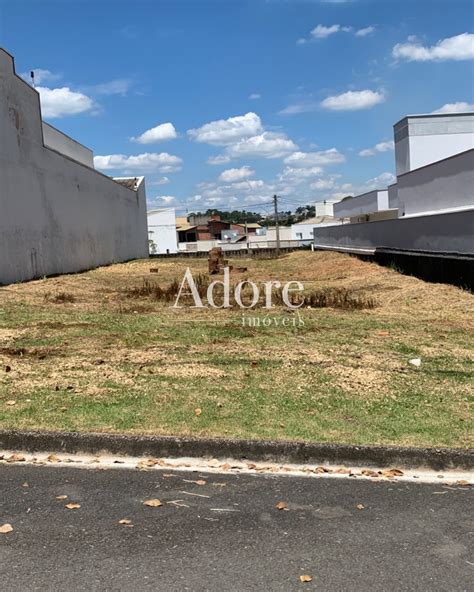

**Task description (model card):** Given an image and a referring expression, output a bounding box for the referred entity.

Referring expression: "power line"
[172,200,274,213]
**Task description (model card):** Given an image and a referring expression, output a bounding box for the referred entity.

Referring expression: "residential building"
[291,216,341,241]
[313,112,474,265]
[147,208,178,254]
[394,112,474,176]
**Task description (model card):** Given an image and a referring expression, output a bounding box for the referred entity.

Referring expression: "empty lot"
[0,251,472,447]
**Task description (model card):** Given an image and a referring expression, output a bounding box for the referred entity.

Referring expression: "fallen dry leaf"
[183,478,207,486]
[356,504,365,510]
[361,469,379,478]
[47,454,61,463]
[21,482,29,488]
[118,519,132,525]
[275,501,289,511]
[143,499,162,507]
[0,523,13,534]
[65,503,81,510]
[299,575,312,583]
[136,458,160,470]
[381,468,404,478]
[194,408,202,416]
[56,495,68,500]
[314,466,331,474]
[6,454,25,463]
[455,480,471,487]
[5,400,16,406]
[335,468,351,475]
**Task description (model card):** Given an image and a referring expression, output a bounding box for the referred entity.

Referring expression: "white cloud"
[279,101,320,115]
[154,195,176,204]
[219,166,255,183]
[225,132,297,159]
[93,152,182,174]
[230,179,267,191]
[131,122,177,144]
[21,68,61,85]
[279,166,324,181]
[310,178,336,190]
[37,86,95,118]
[311,24,352,39]
[355,26,375,37]
[89,79,132,96]
[284,148,345,167]
[432,102,474,114]
[149,177,171,186]
[392,33,474,62]
[340,183,353,191]
[359,140,394,157]
[321,90,385,111]
[201,178,274,202]
[187,112,263,145]
[249,93,261,100]
[359,172,396,192]
[207,154,232,165]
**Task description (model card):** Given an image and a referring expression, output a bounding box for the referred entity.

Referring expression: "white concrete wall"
[394,114,474,175]
[388,183,399,210]
[147,209,178,254]
[333,190,388,219]
[0,48,149,285]
[313,209,474,255]
[42,122,94,168]
[408,133,474,174]
[315,202,334,217]
[249,226,292,243]
[291,221,340,240]
[397,149,474,217]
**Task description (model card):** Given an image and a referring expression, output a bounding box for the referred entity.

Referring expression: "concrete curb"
[0,430,473,471]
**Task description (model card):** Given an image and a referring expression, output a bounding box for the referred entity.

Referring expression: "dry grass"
[43,291,76,304]
[0,251,472,447]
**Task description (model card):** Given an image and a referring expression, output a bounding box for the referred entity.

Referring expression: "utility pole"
[273,194,280,256]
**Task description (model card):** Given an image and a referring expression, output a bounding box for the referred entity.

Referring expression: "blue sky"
[1,0,473,213]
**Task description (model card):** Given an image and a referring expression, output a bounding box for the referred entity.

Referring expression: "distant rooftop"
[294,215,335,225]
[114,177,141,191]
[233,222,262,228]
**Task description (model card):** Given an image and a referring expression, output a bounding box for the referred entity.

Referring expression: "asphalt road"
[0,464,472,591]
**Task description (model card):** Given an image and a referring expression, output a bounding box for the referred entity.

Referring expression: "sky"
[1,0,473,214]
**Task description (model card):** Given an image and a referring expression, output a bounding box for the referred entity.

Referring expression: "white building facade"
[394,113,474,176]
[147,209,178,254]
[315,111,474,257]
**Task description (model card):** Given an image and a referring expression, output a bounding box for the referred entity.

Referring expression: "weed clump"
[44,292,76,304]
